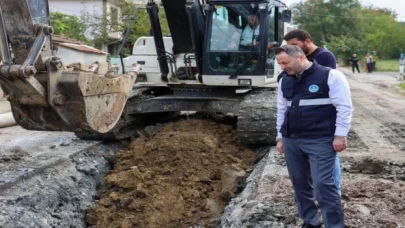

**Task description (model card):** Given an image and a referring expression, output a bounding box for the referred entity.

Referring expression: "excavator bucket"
[0,0,137,133]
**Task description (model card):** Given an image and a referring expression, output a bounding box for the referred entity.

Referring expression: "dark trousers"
[367,62,373,73]
[352,64,360,73]
[283,137,344,228]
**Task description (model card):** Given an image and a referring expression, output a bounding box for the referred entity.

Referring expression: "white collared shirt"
[240,25,260,46]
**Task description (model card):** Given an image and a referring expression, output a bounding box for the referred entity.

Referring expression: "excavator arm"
[0,0,137,133]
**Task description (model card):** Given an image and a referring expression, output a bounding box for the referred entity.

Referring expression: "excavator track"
[237,87,278,146]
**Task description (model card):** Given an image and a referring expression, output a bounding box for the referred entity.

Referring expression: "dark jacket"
[280,61,337,138]
[349,57,359,66]
[306,48,336,69]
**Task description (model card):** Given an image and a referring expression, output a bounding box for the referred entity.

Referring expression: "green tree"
[120,3,170,54]
[360,6,405,58]
[81,6,122,49]
[50,12,88,43]
[292,0,363,45]
[326,35,368,64]
[81,2,170,53]
[292,0,405,62]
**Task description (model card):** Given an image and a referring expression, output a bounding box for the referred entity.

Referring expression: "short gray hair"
[275,45,305,57]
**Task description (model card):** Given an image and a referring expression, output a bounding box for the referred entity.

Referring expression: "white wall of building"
[49,0,102,18]
[56,46,108,71]
[49,0,122,53]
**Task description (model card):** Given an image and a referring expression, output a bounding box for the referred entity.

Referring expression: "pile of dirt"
[86,119,257,228]
[343,173,405,228]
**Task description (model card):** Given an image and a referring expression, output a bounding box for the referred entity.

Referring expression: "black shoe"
[301,222,323,228]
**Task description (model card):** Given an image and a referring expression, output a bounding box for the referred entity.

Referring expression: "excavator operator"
[239,14,260,50]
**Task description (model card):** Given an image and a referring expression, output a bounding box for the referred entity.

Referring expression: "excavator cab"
[206,3,271,78]
[146,0,290,86]
[203,0,290,84]
[0,0,137,133]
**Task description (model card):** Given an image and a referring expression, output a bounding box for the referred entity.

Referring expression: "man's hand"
[231,32,240,40]
[248,41,258,46]
[228,42,237,49]
[276,140,284,154]
[333,136,348,152]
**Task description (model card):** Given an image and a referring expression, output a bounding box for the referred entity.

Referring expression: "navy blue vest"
[280,62,337,138]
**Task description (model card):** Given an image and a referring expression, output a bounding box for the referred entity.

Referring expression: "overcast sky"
[283,0,405,21]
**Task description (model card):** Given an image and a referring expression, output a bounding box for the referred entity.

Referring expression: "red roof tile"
[52,35,84,45]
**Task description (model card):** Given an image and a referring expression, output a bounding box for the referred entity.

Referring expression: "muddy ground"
[86,119,257,228]
[1,68,405,228]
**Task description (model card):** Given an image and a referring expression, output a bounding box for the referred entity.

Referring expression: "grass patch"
[340,59,400,72]
[374,59,399,72]
[400,82,405,90]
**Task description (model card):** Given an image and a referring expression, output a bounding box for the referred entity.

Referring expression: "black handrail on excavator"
[147,1,170,82]
[118,6,145,74]
[0,5,12,66]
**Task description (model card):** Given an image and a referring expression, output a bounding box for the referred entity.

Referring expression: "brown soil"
[86,119,257,228]
[342,173,405,228]
[256,166,405,228]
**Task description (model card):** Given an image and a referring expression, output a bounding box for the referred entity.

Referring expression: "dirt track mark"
[345,75,405,162]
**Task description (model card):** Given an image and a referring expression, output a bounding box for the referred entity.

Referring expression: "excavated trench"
[85,116,261,228]
[0,114,262,228]
[1,115,405,228]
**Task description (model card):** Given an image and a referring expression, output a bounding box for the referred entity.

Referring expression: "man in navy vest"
[275,45,353,228]
[277,29,342,197]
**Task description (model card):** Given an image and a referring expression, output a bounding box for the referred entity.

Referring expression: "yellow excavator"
[0,0,291,145]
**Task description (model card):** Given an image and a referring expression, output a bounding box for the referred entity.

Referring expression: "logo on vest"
[309,85,319,93]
